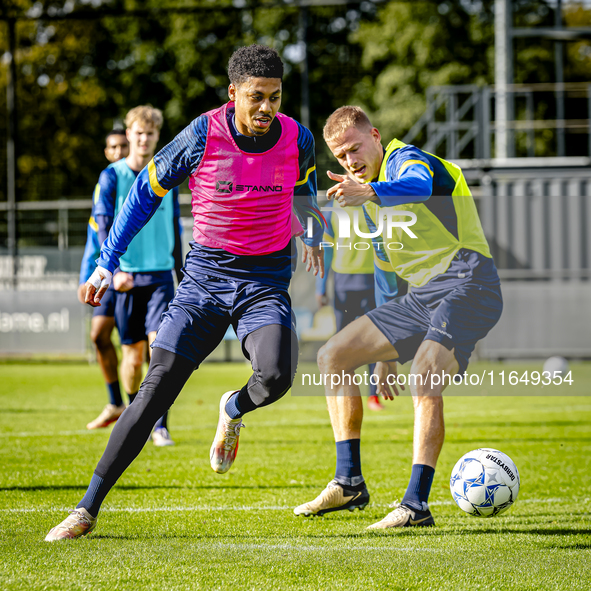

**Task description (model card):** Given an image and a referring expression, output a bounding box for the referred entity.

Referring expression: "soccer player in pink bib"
[45,45,323,541]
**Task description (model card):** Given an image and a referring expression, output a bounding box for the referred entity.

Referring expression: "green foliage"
[0,1,375,200]
[1,0,590,202]
[349,1,495,143]
[564,2,591,82]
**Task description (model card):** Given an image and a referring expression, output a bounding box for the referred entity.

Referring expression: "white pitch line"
[2,402,590,438]
[0,425,208,438]
[1,497,587,513]
[0,506,289,513]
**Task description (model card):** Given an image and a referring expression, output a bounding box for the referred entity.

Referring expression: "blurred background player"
[315,205,402,411]
[104,129,130,164]
[79,129,129,430]
[93,105,183,447]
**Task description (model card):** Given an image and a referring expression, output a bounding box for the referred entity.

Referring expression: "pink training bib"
[189,102,303,256]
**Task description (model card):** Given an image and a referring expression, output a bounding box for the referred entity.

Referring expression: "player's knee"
[408,367,437,396]
[132,372,169,420]
[122,355,144,378]
[134,349,193,414]
[258,362,294,403]
[317,338,345,373]
[128,357,144,374]
[410,342,457,394]
[90,327,112,350]
[122,344,145,372]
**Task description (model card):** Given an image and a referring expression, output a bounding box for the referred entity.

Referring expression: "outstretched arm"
[327,146,434,208]
[87,117,208,305]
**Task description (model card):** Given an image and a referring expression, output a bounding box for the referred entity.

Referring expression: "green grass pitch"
[1,361,590,590]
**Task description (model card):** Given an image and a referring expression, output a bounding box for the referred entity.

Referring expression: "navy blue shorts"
[367,251,503,374]
[92,286,116,318]
[152,271,295,366]
[334,273,376,333]
[115,281,175,345]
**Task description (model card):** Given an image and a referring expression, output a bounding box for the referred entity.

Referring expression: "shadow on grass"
[446,437,591,444]
[364,527,591,537]
[546,542,591,550]
[447,420,591,430]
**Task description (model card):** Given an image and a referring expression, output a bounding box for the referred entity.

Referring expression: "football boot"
[44,508,97,541]
[86,403,126,430]
[210,391,244,474]
[367,501,434,530]
[294,479,370,517]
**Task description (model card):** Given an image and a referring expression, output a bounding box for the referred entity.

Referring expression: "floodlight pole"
[555,0,565,157]
[299,5,310,129]
[6,17,18,288]
[495,0,512,160]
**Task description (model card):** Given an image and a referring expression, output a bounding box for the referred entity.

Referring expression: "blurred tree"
[351,0,591,158]
[0,0,381,202]
[0,0,140,202]
[2,0,588,210]
[350,0,496,144]
[563,1,591,81]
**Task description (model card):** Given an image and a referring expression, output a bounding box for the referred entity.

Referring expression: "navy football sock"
[77,473,109,518]
[127,392,137,405]
[368,363,377,397]
[107,381,123,407]
[225,387,257,419]
[402,464,435,511]
[334,439,364,487]
[224,391,242,419]
[153,411,168,431]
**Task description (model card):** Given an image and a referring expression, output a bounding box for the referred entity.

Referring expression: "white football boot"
[367,501,435,530]
[209,391,244,474]
[294,480,370,517]
[86,404,126,430]
[44,508,97,541]
[152,427,175,447]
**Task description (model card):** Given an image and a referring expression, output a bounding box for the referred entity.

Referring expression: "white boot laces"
[221,419,244,451]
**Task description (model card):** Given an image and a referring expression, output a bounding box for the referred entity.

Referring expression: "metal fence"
[480,167,591,281]
[474,165,591,359]
[1,164,591,358]
[403,83,591,163]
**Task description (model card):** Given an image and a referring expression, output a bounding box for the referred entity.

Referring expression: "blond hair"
[125,105,164,131]
[323,106,373,142]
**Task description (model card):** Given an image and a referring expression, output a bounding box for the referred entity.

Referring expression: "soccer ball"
[543,356,569,377]
[450,448,520,517]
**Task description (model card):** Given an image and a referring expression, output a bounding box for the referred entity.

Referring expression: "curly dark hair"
[228,44,284,85]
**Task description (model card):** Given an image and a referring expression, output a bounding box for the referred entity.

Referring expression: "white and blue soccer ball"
[543,356,569,377]
[450,448,520,517]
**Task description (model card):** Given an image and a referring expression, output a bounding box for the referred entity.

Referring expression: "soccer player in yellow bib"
[315,205,402,410]
[294,106,503,528]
